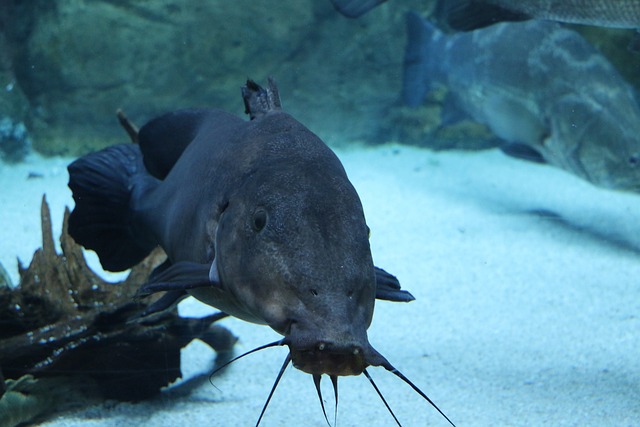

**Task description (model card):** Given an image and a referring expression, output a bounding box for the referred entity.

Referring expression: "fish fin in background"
[434,0,530,32]
[137,108,214,179]
[440,94,473,126]
[374,267,415,302]
[329,0,389,18]
[68,144,158,272]
[403,11,437,107]
[500,142,547,164]
[628,30,640,53]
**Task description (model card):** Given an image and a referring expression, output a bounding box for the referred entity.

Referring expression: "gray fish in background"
[434,0,640,31]
[403,13,640,191]
[331,0,640,31]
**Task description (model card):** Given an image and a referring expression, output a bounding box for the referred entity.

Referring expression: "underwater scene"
[1,0,640,426]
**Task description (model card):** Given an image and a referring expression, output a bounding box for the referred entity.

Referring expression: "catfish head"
[214,125,380,372]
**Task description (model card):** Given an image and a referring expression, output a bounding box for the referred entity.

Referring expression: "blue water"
[1,1,640,426]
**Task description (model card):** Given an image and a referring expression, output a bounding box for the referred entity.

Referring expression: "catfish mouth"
[289,342,368,376]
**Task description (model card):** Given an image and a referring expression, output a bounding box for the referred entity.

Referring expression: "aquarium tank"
[1,1,639,426]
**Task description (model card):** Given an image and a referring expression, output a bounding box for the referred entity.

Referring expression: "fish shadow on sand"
[524,208,640,257]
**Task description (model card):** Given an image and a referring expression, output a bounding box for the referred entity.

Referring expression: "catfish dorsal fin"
[242,77,282,120]
[137,108,214,179]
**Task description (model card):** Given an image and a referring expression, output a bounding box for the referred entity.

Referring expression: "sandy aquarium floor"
[1,144,639,427]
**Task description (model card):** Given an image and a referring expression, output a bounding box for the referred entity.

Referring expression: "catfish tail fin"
[68,144,156,271]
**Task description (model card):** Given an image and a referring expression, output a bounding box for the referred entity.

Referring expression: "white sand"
[2,145,639,426]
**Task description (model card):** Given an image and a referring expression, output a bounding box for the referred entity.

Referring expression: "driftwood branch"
[116,109,139,143]
[0,197,237,426]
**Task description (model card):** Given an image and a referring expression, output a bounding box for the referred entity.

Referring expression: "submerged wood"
[0,197,237,427]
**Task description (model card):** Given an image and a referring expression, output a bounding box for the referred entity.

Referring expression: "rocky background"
[0,0,639,159]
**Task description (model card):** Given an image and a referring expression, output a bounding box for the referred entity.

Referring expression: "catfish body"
[403,15,640,191]
[67,80,456,425]
[67,80,414,374]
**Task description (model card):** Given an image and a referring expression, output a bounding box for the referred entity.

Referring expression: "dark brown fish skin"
[67,80,399,376]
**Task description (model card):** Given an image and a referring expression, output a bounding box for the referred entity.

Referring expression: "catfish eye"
[252,208,268,232]
[629,155,640,167]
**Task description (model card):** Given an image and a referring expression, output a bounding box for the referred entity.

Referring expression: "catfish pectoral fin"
[149,260,213,285]
[131,290,188,320]
[374,266,415,302]
[137,280,214,297]
[138,261,219,297]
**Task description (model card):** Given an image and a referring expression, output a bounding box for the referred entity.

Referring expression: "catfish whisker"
[363,369,401,426]
[312,374,340,427]
[256,354,291,427]
[313,374,331,427]
[330,374,338,427]
[208,339,284,385]
[381,362,456,427]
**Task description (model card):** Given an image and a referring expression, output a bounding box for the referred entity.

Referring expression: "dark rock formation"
[2,0,424,156]
[0,196,237,426]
